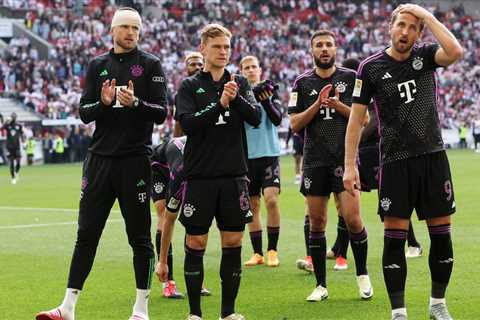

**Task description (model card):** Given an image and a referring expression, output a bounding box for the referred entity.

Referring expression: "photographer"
[240,55,283,268]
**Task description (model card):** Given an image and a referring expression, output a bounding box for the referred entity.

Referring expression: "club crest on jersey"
[412,57,423,70]
[131,64,144,77]
[154,182,164,194]
[304,177,312,190]
[183,203,195,218]
[335,82,347,93]
[380,198,392,211]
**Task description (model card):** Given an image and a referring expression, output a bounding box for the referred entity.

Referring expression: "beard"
[392,39,414,54]
[187,67,202,76]
[314,56,335,69]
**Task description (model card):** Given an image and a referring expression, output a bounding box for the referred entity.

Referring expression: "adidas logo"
[382,72,392,79]
[274,178,280,183]
[100,69,108,76]
[309,89,318,96]
[245,210,253,218]
[384,264,400,269]
[136,179,146,187]
[196,87,206,94]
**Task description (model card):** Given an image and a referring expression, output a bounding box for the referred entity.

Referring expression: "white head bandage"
[111,8,142,30]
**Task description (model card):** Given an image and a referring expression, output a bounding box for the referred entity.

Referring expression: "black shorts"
[300,165,345,197]
[179,176,252,235]
[7,148,21,159]
[378,151,456,220]
[151,167,169,202]
[247,157,281,197]
[293,135,304,156]
[358,144,380,192]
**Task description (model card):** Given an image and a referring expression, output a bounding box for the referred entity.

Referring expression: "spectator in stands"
[1,1,479,137]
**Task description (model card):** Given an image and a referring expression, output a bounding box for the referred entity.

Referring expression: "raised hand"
[258,90,273,101]
[315,83,333,108]
[101,79,116,106]
[323,87,341,110]
[117,80,136,107]
[399,3,433,21]
[220,74,239,108]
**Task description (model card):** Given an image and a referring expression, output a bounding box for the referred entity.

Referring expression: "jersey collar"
[109,47,138,61]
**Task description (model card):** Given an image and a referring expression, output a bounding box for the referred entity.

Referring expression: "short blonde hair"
[185,52,203,63]
[239,55,259,70]
[200,24,232,45]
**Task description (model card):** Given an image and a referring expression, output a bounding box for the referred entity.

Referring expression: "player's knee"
[309,214,327,230]
[186,234,207,250]
[76,227,102,248]
[129,237,154,257]
[426,215,451,227]
[220,231,243,247]
[264,195,278,212]
[344,215,363,233]
[222,236,242,248]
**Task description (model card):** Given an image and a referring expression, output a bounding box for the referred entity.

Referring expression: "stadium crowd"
[0,0,479,131]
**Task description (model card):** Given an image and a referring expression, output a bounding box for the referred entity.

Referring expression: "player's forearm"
[333,102,351,119]
[233,95,261,127]
[425,15,463,61]
[159,217,175,264]
[261,99,282,126]
[79,101,109,124]
[344,105,367,167]
[290,103,319,132]
[179,103,223,134]
[137,99,167,124]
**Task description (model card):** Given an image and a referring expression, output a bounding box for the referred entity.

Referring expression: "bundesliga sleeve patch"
[288,92,298,107]
[353,79,362,98]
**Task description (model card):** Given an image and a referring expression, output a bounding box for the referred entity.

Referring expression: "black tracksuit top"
[79,47,167,157]
[175,69,261,179]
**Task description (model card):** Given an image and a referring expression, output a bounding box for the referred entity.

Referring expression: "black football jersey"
[3,122,23,149]
[288,67,356,168]
[353,43,444,164]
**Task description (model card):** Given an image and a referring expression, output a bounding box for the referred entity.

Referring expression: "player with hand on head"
[344,4,463,319]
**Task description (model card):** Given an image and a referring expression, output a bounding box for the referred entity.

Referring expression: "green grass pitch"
[0,150,479,319]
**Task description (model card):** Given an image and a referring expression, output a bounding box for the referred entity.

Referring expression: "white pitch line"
[0,218,123,230]
[0,206,121,213]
